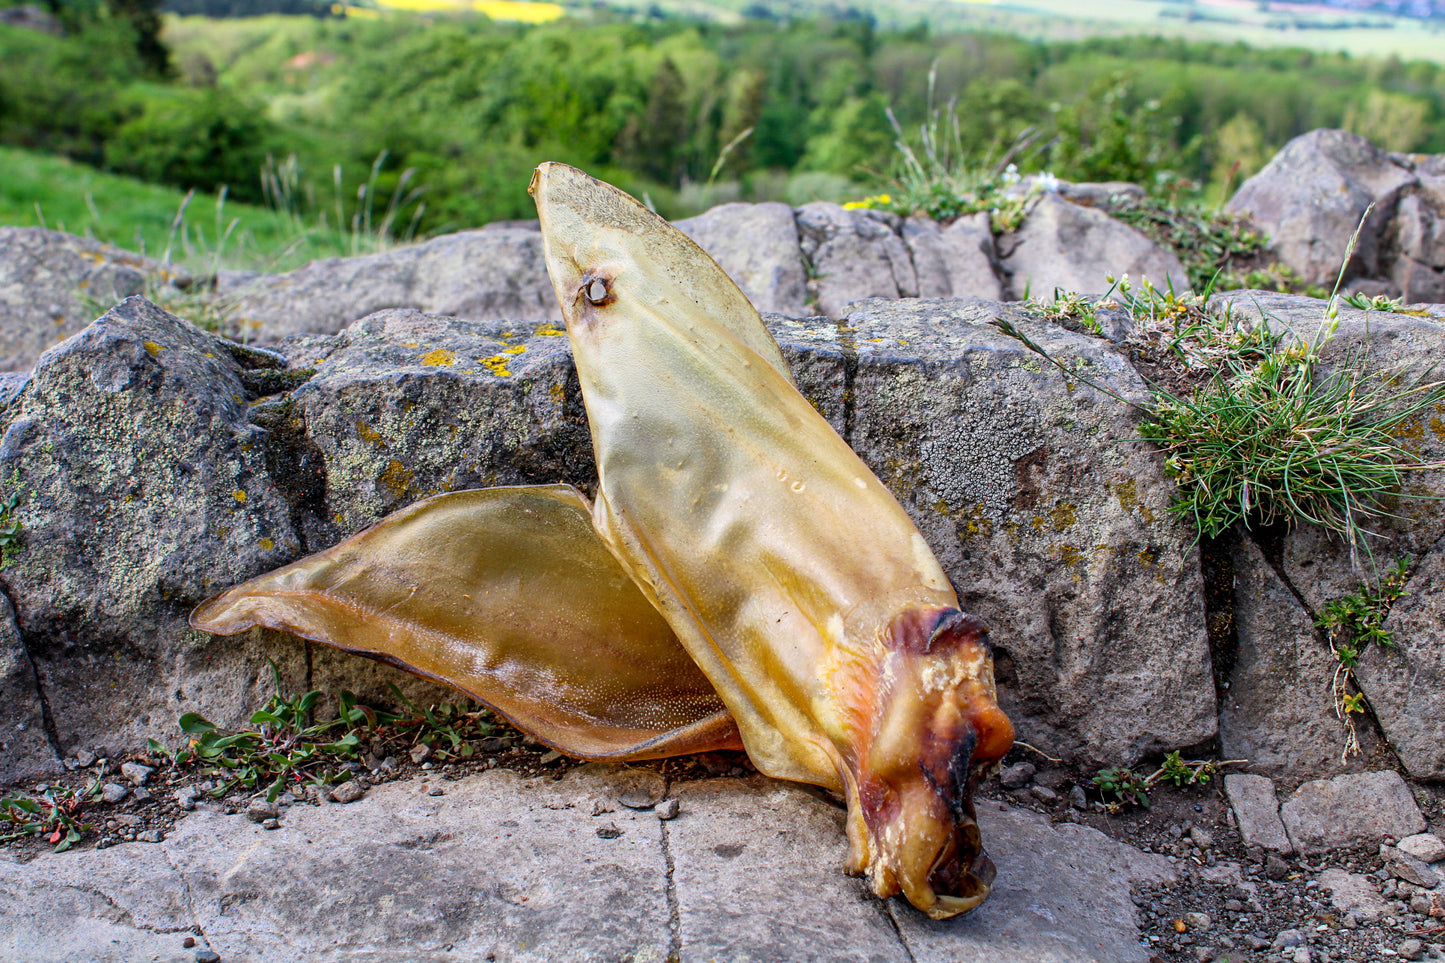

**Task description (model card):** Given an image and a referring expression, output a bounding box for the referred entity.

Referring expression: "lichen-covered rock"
[1227,130,1416,289]
[274,310,593,536]
[0,589,55,782]
[795,203,918,318]
[0,227,183,372]
[677,203,809,316]
[833,297,1217,764]
[218,226,556,341]
[901,213,1004,301]
[997,192,1188,299]
[0,297,305,754]
[1217,537,1386,780]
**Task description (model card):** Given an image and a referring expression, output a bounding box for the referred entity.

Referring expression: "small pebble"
[101,783,129,805]
[1029,784,1058,803]
[183,937,196,948]
[330,781,365,804]
[1399,939,1425,961]
[175,789,198,811]
[120,762,155,787]
[1266,854,1290,880]
[137,829,164,843]
[1182,912,1212,932]
[427,786,445,797]
[410,744,433,765]
[656,798,681,820]
[195,950,220,963]
[595,822,623,839]
[73,749,96,767]
[620,789,659,810]
[246,800,279,823]
[999,762,1035,789]
[262,818,280,831]
[1068,785,1088,810]
[1190,827,1214,850]
[538,750,563,765]
[132,787,152,804]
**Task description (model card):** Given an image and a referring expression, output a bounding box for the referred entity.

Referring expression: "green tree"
[616,57,688,183]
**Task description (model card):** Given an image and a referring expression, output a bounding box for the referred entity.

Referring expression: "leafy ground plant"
[0,777,102,852]
[1093,752,1239,811]
[170,662,499,802]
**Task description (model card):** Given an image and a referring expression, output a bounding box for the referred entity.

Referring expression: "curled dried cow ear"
[531,163,1013,918]
[190,484,741,760]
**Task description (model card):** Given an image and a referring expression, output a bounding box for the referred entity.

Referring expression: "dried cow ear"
[190,485,741,760]
[531,163,1013,919]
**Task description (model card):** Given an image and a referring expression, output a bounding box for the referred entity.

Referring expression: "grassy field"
[616,0,1445,63]
[0,146,384,273]
[979,0,1445,62]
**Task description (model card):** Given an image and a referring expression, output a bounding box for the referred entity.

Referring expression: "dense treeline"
[3,2,1444,230]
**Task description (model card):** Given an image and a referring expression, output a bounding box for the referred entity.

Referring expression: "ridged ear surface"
[191,484,741,760]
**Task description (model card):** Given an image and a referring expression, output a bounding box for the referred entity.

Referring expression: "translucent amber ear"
[190,484,741,760]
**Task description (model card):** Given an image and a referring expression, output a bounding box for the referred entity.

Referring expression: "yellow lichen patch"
[1049,502,1077,531]
[549,384,565,401]
[143,341,163,357]
[258,537,275,551]
[233,490,248,503]
[534,322,566,337]
[1054,543,1085,568]
[503,344,527,356]
[479,355,513,377]
[379,459,414,498]
[356,421,386,449]
[421,348,456,367]
[1431,415,1445,441]
[1112,480,1156,525]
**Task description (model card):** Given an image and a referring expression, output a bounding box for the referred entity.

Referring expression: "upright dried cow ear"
[190,485,741,760]
[531,163,1013,919]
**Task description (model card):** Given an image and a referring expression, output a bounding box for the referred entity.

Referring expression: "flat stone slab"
[1224,773,1291,853]
[0,769,1172,963]
[1279,770,1426,855]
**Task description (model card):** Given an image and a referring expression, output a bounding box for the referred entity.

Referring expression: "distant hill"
[1281,0,1445,19]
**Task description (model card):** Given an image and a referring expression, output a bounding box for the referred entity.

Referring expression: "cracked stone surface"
[0,587,54,783]
[1217,536,1387,779]
[0,769,1172,963]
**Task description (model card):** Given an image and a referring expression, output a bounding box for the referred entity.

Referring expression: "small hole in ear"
[585,277,610,305]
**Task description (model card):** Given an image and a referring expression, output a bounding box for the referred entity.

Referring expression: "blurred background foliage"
[1,0,1443,250]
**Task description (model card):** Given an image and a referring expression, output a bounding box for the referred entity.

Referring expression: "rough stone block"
[998,192,1188,299]
[678,201,810,316]
[1280,770,1426,855]
[1224,773,1291,854]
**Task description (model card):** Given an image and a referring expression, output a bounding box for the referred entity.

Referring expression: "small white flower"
[1036,172,1061,193]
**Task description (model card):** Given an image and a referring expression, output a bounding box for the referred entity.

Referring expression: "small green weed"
[1111,199,1265,292]
[1093,767,1151,809]
[1093,753,1238,811]
[0,777,102,852]
[0,476,24,568]
[1316,558,1411,758]
[1342,291,1406,313]
[1025,288,1104,335]
[169,662,499,802]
